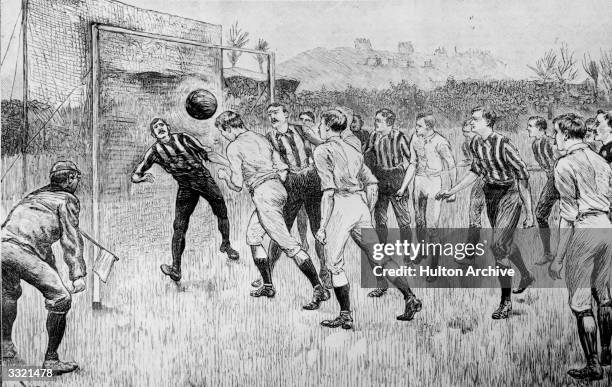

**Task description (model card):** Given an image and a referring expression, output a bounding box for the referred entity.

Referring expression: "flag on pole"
[80,230,121,283]
[93,249,120,283]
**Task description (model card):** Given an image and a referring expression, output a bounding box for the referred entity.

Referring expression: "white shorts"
[413,175,443,229]
[324,192,372,275]
[565,214,612,312]
[246,179,302,257]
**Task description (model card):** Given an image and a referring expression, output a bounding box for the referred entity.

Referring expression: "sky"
[1,0,611,94]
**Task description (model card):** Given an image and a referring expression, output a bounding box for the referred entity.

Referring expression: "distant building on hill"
[397,41,414,55]
[355,38,373,50]
[434,47,447,56]
[358,38,415,67]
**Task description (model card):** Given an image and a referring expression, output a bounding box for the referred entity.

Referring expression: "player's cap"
[50,161,81,176]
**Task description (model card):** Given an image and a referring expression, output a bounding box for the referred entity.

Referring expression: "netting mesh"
[24,0,221,160]
[97,29,222,254]
[19,0,224,298]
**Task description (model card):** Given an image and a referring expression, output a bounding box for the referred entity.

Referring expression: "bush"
[230,78,609,133]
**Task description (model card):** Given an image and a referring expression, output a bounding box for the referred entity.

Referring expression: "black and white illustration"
[1,0,612,385]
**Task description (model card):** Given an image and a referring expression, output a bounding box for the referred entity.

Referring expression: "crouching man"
[2,161,86,375]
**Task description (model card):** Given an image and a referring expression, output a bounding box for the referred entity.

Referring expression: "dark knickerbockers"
[469,131,534,317]
[531,136,560,260]
[133,132,238,280]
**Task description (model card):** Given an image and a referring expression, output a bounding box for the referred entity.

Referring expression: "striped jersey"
[461,138,473,162]
[134,132,210,176]
[600,141,612,164]
[351,129,371,152]
[470,132,529,184]
[365,129,411,169]
[531,136,557,173]
[266,124,313,171]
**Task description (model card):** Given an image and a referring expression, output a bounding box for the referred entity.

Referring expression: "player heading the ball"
[131,117,239,283]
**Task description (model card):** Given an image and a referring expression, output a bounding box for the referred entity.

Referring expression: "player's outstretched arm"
[218,145,243,192]
[59,197,87,283]
[182,133,229,167]
[218,169,242,192]
[313,146,337,244]
[549,217,573,280]
[439,141,457,200]
[206,151,231,168]
[301,126,324,146]
[316,189,335,244]
[131,172,155,184]
[436,171,477,200]
[397,133,417,197]
[271,149,289,182]
[357,163,379,211]
[396,164,416,197]
[505,140,533,227]
[131,148,156,184]
[365,184,378,213]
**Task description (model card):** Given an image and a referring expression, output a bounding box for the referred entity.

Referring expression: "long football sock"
[334,284,351,312]
[297,258,321,288]
[45,312,67,361]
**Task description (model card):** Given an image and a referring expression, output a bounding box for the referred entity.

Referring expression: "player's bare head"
[527,116,547,137]
[150,118,170,139]
[595,109,612,142]
[374,108,395,131]
[470,106,497,132]
[553,114,585,151]
[215,111,246,140]
[528,116,547,131]
[50,161,81,193]
[585,117,597,141]
[299,111,316,127]
[597,109,612,127]
[415,112,435,135]
[267,102,289,128]
[585,117,596,130]
[461,119,474,137]
[321,109,347,133]
[350,114,363,132]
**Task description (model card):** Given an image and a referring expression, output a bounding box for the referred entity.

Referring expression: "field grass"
[2,127,612,387]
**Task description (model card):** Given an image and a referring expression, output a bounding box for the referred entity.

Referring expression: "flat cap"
[50,160,81,175]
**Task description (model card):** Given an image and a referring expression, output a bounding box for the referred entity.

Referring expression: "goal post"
[90,23,275,308]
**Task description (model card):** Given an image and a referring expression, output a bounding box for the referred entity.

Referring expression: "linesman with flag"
[2,161,86,375]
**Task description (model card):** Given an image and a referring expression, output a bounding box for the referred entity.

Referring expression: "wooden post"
[21,0,28,194]
[91,24,102,309]
[85,24,271,309]
[219,47,224,111]
[268,52,276,103]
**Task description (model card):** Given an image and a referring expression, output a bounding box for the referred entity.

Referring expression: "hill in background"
[278,38,513,91]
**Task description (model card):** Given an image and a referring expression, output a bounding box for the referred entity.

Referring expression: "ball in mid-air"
[185,89,218,120]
